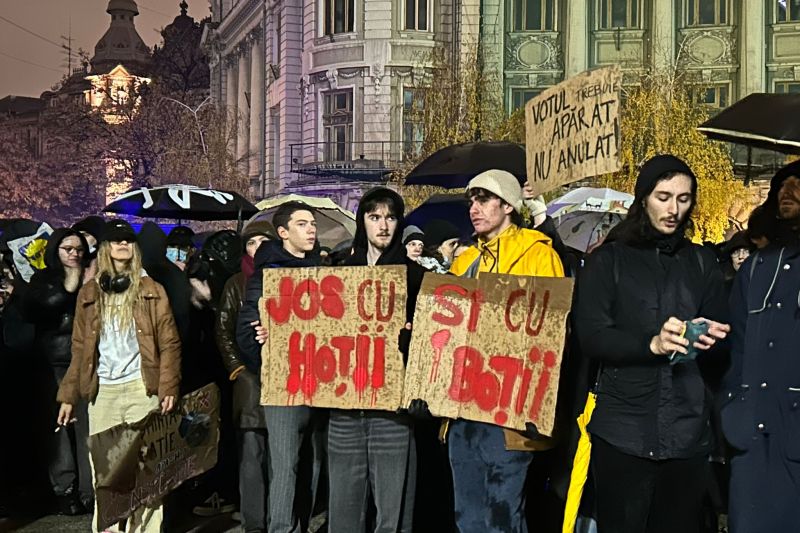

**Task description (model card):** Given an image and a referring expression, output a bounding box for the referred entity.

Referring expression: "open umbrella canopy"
[405,194,473,240]
[697,93,800,154]
[251,194,356,249]
[104,185,258,221]
[547,187,633,252]
[547,187,633,218]
[404,141,527,188]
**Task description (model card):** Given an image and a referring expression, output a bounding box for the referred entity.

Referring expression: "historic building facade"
[485,1,800,113]
[204,0,479,208]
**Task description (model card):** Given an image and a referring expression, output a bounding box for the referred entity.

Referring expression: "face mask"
[166,247,186,263]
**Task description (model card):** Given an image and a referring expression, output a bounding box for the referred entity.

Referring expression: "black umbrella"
[404,141,527,188]
[405,194,473,240]
[104,185,258,226]
[697,93,800,185]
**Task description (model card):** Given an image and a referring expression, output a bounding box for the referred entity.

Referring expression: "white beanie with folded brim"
[467,169,523,212]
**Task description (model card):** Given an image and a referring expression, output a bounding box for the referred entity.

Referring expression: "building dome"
[90,0,150,75]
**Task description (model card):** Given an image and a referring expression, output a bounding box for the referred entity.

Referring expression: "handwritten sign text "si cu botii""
[259,266,407,411]
[403,273,574,435]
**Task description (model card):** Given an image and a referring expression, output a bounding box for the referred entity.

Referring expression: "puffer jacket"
[56,276,181,405]
[448,224,565,451]
[22,228,89,367]
[216,271,266,429]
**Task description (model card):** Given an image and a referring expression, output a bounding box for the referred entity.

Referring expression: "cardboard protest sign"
[403,273,574,435]
[90,383,220,531]
[259,266,407,411]
[525,65,623,196]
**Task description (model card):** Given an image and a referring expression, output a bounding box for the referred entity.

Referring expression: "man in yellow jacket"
[448,169,564,532]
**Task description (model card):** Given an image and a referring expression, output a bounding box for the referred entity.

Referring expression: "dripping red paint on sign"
[259,266,407,411]
[403,272,574,436]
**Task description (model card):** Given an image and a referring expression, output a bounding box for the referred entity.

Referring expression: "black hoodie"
[235,239,322,373]
[345,187,426,359]
[22,228,89,367]
[139,222,191,344]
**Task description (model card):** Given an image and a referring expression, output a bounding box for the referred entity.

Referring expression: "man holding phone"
[572,155,730,533]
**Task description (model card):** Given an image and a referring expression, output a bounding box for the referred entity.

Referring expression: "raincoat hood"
[138,222,168,267]
[450,225,563,277]
[767,159,800,212]
[348,187,406,266]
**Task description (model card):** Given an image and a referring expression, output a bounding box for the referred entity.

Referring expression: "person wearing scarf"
[215,220,275,533]
[573,155,730,533]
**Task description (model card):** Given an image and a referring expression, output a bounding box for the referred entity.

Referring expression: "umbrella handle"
[237,207,243,233]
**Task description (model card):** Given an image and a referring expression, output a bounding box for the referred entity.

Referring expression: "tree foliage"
[600,70,747,242]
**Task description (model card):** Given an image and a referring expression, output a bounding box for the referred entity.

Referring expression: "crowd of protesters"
[0,154,799,533]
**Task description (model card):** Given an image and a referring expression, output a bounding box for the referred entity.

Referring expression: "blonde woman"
[56,219,181,533]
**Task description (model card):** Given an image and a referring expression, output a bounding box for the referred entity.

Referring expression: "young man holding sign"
[447,169,564,532]
[327,186,423,533]
[236,201,320,533]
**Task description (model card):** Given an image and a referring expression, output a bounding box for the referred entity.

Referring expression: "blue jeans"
[448,420,533,533]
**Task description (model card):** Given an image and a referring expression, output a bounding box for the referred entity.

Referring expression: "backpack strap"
[749,251,760,281]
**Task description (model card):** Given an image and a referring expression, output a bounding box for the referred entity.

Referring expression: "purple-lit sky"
[0,0,209,98]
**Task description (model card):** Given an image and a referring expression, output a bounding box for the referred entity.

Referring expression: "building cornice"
[217,0,262,46]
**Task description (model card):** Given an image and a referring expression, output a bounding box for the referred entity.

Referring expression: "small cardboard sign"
[525,65,623,196]
[90,384,220,531]
[259,266,407,411]
[403,273,574,435]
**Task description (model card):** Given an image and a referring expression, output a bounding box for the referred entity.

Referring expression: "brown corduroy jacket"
[56,276,181,405]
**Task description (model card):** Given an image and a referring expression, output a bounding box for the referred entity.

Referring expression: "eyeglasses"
[732,249,750,259]
[59,246,85,255]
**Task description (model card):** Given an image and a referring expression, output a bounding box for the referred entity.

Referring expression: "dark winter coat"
[573,239,727,460]
[217,271,266,428]
[22,229,88,367]
[236,240,321,374]
[138,222,191,345]
[722,243,800,452]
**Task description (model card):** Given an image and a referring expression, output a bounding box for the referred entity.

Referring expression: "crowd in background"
[0,155,798,533]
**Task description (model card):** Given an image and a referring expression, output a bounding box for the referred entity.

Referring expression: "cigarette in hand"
[55,418,78,432]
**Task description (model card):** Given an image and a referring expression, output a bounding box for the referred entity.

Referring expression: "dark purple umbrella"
[404,141,527,188]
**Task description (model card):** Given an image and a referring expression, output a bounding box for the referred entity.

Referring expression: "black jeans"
[591,437,706,533]
[50,366,92,501]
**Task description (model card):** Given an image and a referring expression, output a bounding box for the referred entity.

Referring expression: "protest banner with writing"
[403,273,574,436]
[90,383,220,531]
[259,266,407,411]
[525,65,623,196]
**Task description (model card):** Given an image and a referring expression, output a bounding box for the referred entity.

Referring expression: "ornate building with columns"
[203,0,480,208]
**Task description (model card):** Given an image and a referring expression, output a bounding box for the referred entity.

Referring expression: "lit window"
[323,90,353,161]
[405,0,429,31]
[598,0,639,29]
[687,0,727,26]
[777,0,800,22]
[775,81,800,93]
[323,0,354,35]
[511,0,555,31]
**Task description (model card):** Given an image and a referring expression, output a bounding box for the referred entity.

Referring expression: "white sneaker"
[192,492,237,516]
[231,511,242,522]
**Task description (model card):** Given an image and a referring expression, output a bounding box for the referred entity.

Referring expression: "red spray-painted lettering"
[266,275,346,324]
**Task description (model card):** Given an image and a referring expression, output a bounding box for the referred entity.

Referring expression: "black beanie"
[423,219,461,248]
[635,155,696,200]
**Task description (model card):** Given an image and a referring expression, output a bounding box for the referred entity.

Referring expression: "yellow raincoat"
[445,224,565,451]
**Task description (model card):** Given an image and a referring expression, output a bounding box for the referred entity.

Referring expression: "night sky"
[0,0,208,98]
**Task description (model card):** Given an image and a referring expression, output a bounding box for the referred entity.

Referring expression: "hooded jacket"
[722,164,800,457]
[573,155,727,460]
[235,240,321,374]
[345,188,426,343]
[22,228,89,367]
[138,222,191,344]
